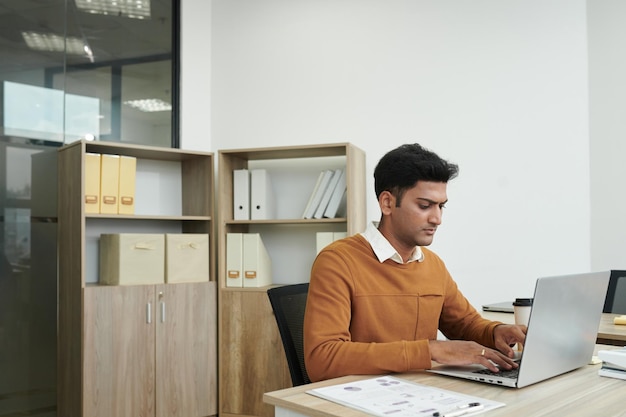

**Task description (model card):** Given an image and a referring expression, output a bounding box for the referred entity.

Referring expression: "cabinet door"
[156,282,217,417]
[83,285,156,417]
[220,291,291,417]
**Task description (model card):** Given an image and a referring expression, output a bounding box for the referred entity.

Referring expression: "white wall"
[588,0,626,271]
[180,0,212,151]
[185,0,593,309]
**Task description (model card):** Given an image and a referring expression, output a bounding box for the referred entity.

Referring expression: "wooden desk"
[597,314,626,346]
[264,346,624,417]
[482,311,626,346]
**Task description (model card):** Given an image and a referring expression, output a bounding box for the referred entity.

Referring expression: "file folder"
[314,169,342,219]
[84,153,101,214]
[233,169,250,220]
[99,154,120,214]
[316,232,334,254]
[242,233,272,288]
[118,155,136,215]
[250,168,275,220]
[316,231,347,254]
[226,233,243,287]
[302,169,333,219]
[323,170,347,218]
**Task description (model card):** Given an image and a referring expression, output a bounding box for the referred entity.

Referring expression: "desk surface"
[482,311,626,344]
[264,346,625,417]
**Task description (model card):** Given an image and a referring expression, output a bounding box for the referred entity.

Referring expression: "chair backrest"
[267,283,311,386]
[603,270,626,314]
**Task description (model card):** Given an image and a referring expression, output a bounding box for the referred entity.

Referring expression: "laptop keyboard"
[473,367,519,379]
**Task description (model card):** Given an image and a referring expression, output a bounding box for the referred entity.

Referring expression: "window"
[0,0,179,414]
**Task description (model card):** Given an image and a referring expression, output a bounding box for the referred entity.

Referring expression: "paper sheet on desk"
[307,376,504,417]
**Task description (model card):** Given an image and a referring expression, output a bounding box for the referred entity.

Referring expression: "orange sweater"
[303,234,500,382]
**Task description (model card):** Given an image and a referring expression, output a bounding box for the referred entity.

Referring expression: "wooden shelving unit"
[217,143,366,417]
[57,140,217,417]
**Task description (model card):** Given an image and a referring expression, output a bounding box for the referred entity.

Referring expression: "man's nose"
[429,208,442,225]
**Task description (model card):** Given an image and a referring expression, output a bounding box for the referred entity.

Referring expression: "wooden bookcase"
[217,143,366,417]
[57,140,217,417]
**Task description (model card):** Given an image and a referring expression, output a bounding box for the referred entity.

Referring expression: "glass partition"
[0,0,178,414]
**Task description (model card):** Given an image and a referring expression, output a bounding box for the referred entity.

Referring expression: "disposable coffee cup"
[513,298,533,350]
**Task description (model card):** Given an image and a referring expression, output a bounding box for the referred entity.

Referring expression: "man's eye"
[439,204,446,210]
[419,204,431,210]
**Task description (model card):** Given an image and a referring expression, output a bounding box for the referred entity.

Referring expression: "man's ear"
[379,190,395,215]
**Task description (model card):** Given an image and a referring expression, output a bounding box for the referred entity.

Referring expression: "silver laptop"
[482,301,514,313]
[429,271,610,388]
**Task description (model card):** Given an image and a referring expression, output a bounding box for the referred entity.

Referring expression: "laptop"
[429,271,610,388]
[482,301,514,313]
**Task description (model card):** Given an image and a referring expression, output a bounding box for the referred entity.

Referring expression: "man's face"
[382,180,448,250]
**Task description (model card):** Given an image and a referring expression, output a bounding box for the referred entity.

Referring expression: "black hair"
[374,143,459,202]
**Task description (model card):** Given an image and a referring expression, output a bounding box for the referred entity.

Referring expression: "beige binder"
[226,233,243,287]
[118,155,136,215]
[315,231,347,254]
[84,153,101,214]
[99,233,165,285]
[165,233,209,283]
[242,233,272,288]
[99,154,120,214]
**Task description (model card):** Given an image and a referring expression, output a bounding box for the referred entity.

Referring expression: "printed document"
[307,376,504,417]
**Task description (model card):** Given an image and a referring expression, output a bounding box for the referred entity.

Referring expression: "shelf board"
[224,217,346,225]
[218,143,351,160]
[220,285,277,293]
[77,139,213,161]
[86,213,211,221]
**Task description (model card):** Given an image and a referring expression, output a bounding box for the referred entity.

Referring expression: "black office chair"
[267,283,311,386]
[603,270,626,314]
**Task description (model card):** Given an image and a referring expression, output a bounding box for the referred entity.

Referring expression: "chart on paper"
[307,376,504,417]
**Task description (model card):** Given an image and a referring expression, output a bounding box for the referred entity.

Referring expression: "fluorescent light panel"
[74,0,151,19]
[124,98,171,112]
[22,31,86,55]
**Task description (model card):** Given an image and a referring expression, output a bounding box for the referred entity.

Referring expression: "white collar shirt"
[360,222,424,264]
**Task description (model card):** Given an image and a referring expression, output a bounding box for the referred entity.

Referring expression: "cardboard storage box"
[165,234,209,283]
[99,234,165,285]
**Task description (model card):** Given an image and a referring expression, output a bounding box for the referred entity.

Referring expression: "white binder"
[301,171,325,218]
[323,170,347,218]
[302,169,333,219]
[233,169,250,220]
[314,169,343,219]
[242,233,272,287]
[226,233,243,287]
[250,169,275,220]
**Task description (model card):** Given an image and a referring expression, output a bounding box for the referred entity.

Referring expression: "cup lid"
[513,298,533,306]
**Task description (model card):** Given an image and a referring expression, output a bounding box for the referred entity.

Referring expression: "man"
[303,143,526,382]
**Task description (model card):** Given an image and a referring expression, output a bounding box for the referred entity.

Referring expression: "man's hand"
[428,339,518,373]
[493,324,527,358]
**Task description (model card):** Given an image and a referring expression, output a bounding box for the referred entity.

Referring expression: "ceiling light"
[124,98,171,112]
[74,0,151,19]
[22,31,87,56]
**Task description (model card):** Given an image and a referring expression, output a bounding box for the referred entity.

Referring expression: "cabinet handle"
[160,301,166,323]
[147,302,152,324]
